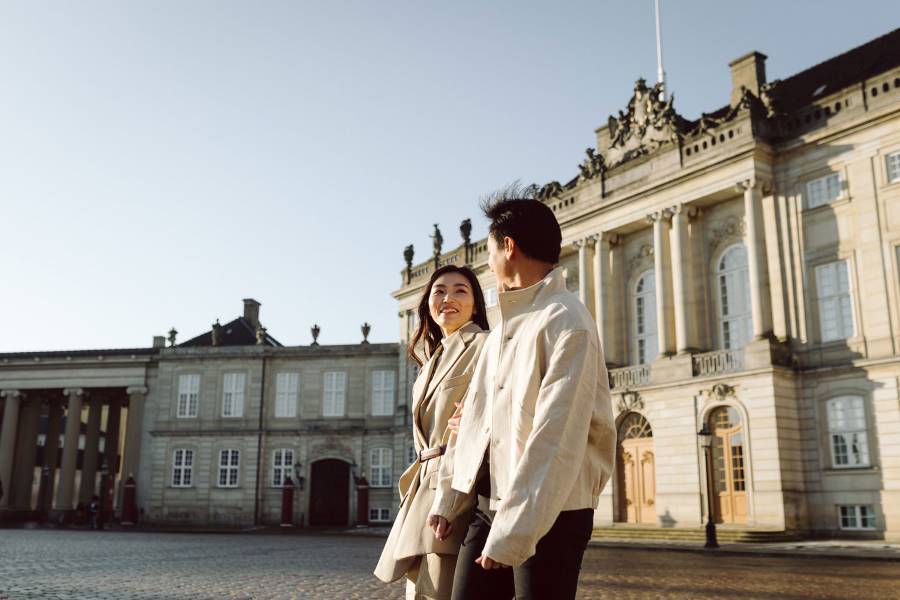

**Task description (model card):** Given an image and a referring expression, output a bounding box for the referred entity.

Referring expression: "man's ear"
[503,236,516,259]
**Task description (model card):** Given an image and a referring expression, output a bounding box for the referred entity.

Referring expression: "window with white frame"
[839,505,875,530]
[369,447,393,487]
[827,396,870,468]
[272,448,294,487]
[806,172,842,209]
[717,244,753,349]
[407,445,417,465]
[484,287,498,308]
[886,151,900,184]
[171,448,194,487]
[369,508,391,523]
[217,449,240,487]
[815,260,855,342]
[371,370,396,416]
[323,371,346,417]
[275,372,299,418]
[222,372,246,418]
[177,374,200,418]
[632,270,658,365]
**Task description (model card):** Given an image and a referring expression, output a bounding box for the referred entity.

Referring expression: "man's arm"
[481,328,598,566]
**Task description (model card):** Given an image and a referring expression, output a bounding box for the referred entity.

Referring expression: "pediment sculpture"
[605,78,680,168]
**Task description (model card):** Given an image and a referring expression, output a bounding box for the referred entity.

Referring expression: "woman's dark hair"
[407,265,489,366]
[480,181,562,264]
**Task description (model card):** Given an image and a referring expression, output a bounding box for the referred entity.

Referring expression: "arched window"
[632,270,658,365]
[618,412,653,441]
[717,245,752,349]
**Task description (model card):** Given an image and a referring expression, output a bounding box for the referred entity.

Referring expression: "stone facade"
[393,29,900,541]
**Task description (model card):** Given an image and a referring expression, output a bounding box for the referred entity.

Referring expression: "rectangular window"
[323,371,346,417]
[171,449,194,487]
[484,287,498,308]
[222,372,246,418]
[177,374,200,418]
[272,448,295,487]
[275,372,299,418]
[369,447,393,488]
[371,370,396,416]
[887,151,900,184]
[806,172,842,209]
[815,260,854,342]
[217,449,240,488]
[839,505,875,530]
[407,445,417,465]
[368,508,391,523]
[827,396,870,468]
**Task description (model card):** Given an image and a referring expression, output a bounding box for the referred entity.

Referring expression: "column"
[37,399,63,512]
[670,204,697,354]
[738,179,772,339]
[648,210,673,358]
[608,235,626,367]
[104,396,123,512]
[592,232,608,351]
[78,396,103,504]
[575,238,591,306]
[0,390,23,509]
[55,388,84,511]
[122,387,148,485]
[11,398,41,509]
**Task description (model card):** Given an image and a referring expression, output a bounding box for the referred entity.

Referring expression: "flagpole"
[655,0,667,100]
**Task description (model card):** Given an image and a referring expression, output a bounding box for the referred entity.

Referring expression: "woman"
[375,265,489,600]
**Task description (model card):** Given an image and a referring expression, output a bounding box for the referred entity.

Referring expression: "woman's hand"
[428,514,453,540]
[475,555,509,570]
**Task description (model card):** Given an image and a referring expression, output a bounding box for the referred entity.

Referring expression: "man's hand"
[428,514,453,540]
[475,555,509,570]
[447,401,463,434]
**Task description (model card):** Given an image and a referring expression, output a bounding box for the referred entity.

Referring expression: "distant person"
[428,185,617,600]
[89,495,100,530]
[375,265,489,600]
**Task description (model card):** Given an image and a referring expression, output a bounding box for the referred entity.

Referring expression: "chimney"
[152,336,166,349]
[211,320,222,346]
[729,51,767,106]
[243,298,261,329]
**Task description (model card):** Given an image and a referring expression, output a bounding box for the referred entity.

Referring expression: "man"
[428,184,616,600]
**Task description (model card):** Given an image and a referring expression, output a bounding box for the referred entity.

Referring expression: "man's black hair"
[480,181,562,264]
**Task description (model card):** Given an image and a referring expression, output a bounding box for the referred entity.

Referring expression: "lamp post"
[98,460,110,530]
[698,423,719,549]
[293,462,305,491]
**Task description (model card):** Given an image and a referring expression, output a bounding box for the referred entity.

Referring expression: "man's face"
[487,234,513,290]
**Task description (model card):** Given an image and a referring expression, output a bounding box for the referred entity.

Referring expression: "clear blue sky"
[1,1,894,351]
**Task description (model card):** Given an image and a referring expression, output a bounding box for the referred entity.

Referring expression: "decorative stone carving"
[310,440,353,461]
[361,322,371,344]
[700,382,737,404]
[578,147,605,181]
[255,325,267,345]
[605,79,680,168]
[616,390,644,413]
[167,328,178,347]
[310,324,321,346]
[536,181,563,201]
[430,224,443,257]
[459,219,472,246]
[708,215,746,254]
[627,244,654,274]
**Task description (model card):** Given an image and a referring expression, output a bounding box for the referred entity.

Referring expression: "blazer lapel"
[412,348,442,449]
[422,326,478,406]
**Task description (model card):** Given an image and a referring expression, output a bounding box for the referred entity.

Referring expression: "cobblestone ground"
[1,529,899,599]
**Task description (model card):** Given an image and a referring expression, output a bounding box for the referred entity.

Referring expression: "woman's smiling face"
[428,272,475,336]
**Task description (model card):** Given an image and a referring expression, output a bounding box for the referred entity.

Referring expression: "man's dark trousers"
[450,501,593,600]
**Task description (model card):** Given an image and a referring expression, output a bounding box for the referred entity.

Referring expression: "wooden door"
[617,413,656,524]
[710,407,748,524]
[309,459,350,526]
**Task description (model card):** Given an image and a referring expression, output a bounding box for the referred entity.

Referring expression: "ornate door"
[710,407,748,524]
[309,459,350,526]
[617,413,656,524]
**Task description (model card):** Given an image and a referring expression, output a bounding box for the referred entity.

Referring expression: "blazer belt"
[418,445,446,463]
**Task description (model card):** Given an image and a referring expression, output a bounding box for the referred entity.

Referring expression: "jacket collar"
[497,267,566,320]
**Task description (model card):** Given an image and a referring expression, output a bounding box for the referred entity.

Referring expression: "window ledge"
[804,195,851,213]
[823,466,878,475]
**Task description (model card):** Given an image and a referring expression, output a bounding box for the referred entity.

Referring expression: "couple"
[375,190,617,600]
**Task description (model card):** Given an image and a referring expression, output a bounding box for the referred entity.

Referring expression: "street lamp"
[698,423,719,549]
[292,462,305,491]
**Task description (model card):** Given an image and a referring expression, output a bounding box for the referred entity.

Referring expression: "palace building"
[0,299,408,528]
[393,28,900,541]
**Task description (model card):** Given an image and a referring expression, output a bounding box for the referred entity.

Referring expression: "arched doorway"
[616,413,656,524]
[708,406,748,524]
[308,459,350,526]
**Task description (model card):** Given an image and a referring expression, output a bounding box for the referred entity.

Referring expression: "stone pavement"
[2,529,900,599]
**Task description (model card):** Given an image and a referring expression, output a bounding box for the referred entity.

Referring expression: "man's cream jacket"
[430,267,616,567]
